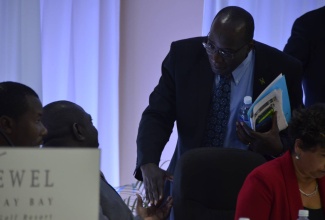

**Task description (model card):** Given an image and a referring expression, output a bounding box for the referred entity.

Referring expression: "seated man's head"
[0,81,47,147]
[42,100,99,148]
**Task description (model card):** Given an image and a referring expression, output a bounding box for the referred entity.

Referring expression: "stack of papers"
[247,74,291,132]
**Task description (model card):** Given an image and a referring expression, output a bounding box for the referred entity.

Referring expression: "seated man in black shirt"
[42,100,172,220]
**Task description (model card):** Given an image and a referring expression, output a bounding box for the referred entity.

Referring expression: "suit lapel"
[196,55,214,146]
[253,42,280,100]
[198,56,214,112]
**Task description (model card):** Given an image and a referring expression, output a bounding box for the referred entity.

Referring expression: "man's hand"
[135,194,173,220]
[236,112,283,156]
[140,163,173,206]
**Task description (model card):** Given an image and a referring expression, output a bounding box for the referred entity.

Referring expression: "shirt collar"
[232,50,254,85]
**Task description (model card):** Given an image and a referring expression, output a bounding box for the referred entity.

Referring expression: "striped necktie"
[204,75,231,147]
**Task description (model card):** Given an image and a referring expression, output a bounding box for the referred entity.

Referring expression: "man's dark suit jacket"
[135,37,303,193]
[284,6,325,107]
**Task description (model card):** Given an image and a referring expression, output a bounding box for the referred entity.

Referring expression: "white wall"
[119,0,204,185]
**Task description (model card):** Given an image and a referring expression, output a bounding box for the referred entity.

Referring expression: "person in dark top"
[42,100,172,220]
[134,6,303,216]
[284,6,325,107]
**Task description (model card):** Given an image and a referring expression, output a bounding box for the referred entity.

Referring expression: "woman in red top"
[235,103,325,220]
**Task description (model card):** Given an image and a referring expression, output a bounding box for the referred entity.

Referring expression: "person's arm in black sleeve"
[134,43,177,205]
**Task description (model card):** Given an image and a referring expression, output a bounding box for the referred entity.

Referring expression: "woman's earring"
[295,154,300,160]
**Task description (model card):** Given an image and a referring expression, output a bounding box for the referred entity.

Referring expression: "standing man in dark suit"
[284,6,325,107]
[134,6,303,210]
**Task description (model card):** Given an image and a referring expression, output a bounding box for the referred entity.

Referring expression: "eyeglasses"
[202,39,247,60]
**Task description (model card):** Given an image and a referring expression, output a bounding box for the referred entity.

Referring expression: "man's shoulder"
[294,6,325,27]
[172,36,205,44]
[166,36,207,61]
[255,41,301,65]
[171,36,206,49]
[254,41,286,58]
[299,6,325,20]
[254,41,281,53]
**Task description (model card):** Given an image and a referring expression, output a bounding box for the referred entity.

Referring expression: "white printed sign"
[0,148,100,220]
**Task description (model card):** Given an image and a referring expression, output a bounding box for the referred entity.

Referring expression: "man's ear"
[72,123,85,141]
[0,116,14,134]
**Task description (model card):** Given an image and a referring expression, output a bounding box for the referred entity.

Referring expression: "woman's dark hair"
[0,81,39,119]
[288,103,325,151]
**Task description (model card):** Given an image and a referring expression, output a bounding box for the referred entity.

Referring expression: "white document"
[247,73,291,132]
[250,89,288,131]
[0,148,100,220]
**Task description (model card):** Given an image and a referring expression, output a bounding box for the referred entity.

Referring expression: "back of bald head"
[212,6,254,43]
[42,100,86,146]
